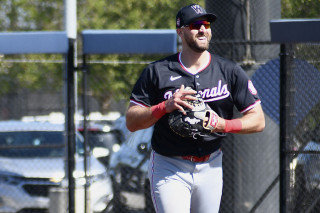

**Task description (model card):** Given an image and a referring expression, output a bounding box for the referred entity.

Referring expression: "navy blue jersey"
[130,52,260,157]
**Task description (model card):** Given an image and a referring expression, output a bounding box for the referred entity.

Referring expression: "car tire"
[293,164,307,212]
[108,175,127,213]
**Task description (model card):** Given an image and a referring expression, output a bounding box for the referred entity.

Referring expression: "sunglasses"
[182,21,211,30]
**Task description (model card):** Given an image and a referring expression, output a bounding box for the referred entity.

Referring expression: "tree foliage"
[282,0,320,18]
[0,0,64,31]
[76,0,203,110]
[0,0,202,112]
[0,0,319,113]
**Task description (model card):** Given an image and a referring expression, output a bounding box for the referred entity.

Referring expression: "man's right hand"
[165,85,198,115]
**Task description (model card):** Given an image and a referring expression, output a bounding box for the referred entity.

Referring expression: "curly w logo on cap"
[191,4,204,14]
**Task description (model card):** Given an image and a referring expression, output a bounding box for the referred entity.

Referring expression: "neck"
[180,49,210,73]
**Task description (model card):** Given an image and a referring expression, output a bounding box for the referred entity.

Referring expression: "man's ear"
[176,29,183,37]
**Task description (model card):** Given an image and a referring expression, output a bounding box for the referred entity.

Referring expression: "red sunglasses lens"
[189,21,211,30]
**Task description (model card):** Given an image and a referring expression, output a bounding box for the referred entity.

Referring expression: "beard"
[184,32,212,53]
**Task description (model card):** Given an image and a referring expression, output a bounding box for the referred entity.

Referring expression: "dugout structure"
[270,19,320,213]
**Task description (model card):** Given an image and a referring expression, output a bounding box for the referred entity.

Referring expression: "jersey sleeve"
[231,65,261,113]
[130,64,158,107]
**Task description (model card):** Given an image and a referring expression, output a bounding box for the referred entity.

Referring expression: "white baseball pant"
[148,149,223,213]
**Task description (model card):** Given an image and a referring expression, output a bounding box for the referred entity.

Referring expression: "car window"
[87,131,121,148]
[0,131,83,158]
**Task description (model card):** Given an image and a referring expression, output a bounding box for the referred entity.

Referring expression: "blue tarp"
[251,58,320,126]
[82,29,177,54]
[0,31,68,54]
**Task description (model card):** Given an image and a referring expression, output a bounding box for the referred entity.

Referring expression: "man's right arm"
[126,103,159,132]
[126,85,198,132]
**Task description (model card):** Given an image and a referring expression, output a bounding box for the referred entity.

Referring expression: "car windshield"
[0,131,83,158]
[87,131,120,148]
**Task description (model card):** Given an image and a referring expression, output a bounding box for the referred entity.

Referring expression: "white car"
[293,139,320,212]
[108,126,154,213]
[0,121,113,213]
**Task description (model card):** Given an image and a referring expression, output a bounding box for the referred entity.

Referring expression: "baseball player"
[126,3,265,213]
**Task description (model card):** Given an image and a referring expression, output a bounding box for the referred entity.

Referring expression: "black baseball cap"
[176,4,217,28]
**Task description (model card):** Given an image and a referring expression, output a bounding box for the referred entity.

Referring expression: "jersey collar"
[178,52,211,75]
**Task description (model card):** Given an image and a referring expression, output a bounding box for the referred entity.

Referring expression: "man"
[126,3,265,213]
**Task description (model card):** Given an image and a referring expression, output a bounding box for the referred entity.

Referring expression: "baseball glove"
[168,92,219,139]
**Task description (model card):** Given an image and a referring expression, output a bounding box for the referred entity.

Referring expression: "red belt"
[181,154,211,162]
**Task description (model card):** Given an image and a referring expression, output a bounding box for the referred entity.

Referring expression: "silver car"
[293,139,320,212]
[0,121,113,213]
[109,126,154,213]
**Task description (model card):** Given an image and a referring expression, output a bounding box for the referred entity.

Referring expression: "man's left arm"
[214,103,265,134]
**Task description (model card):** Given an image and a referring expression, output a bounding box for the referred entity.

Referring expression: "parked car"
[108,126,155,213]
[77,121,123,168]
[293,128,320,212]
[111,116,132,142]
[0,121,113,213]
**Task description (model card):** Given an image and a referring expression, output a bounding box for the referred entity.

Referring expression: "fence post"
[279,43,295,213]
[82,53,90,213]
[65,38,76,213]
[49,187,68,213]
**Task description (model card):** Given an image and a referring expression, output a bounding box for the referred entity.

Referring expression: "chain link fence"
[205,1,281,212]
[0,56,64,120]
[286,43,320,213]
[0,1,320,213]
[206,0,281,63]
